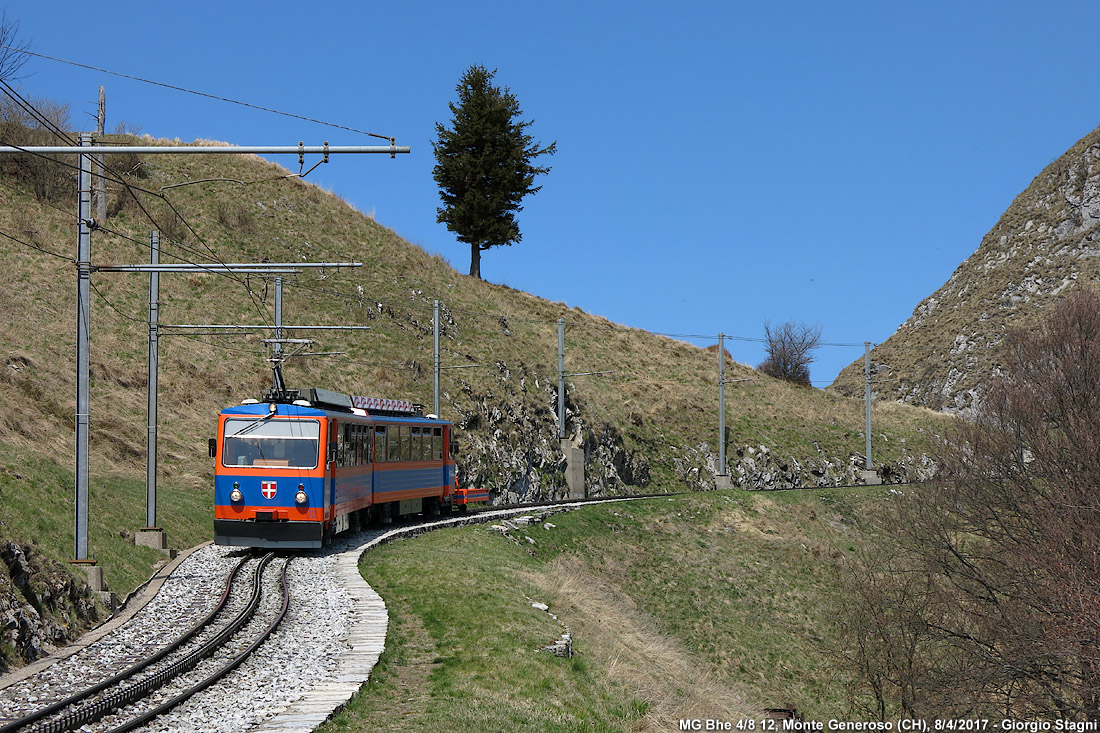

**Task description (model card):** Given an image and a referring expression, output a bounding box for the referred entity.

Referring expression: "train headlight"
[295,484,308,505]
[230,488,243,502]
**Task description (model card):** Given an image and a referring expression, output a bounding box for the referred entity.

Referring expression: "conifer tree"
[433,65,555,279]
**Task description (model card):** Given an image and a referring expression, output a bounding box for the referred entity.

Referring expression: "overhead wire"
[89,279,145,323]
[0,45,396,141]
[286,277,868,353]
[0,225,72,261]
[0,91,279,331]
[0,72,867,384]
[0,78,76,145]
[0,134,278,325]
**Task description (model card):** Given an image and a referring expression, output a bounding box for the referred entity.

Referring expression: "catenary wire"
[0,225,72,261]
[0,91,867,369]
[0,45,396,141]
[0,84,281,325]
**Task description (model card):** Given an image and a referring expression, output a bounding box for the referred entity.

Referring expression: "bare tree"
[0,93,72,203]
[757,320,821,386]
[836,290,1100,719]
[0,13,31,82]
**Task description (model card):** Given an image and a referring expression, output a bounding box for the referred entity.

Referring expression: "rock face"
[448,360,934,500]
[451,361,652,504]
[831,124,1100,416]
[669,442,935,491]
[0,541,99,672]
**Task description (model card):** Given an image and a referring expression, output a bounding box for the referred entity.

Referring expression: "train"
[212,387,489,549]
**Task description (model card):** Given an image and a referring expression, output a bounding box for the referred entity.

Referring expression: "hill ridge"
[831,122,1100,413]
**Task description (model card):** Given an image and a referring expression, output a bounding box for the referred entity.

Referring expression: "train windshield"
[222,418,320,469]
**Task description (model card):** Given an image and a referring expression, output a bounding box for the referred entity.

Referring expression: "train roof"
[220,400,451,425]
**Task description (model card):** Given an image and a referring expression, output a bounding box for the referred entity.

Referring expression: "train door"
[371,424,386,505]
[328,419,338,521]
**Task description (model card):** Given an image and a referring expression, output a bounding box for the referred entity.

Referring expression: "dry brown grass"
[523,555,755,728]
[0,132,947,509]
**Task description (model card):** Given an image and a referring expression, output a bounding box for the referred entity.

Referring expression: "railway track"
[0,552,291,733]
[0,486,904,732]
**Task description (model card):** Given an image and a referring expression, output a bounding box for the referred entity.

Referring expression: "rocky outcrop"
[450,361,652,504]
[831,125,1100,416]
[671,442,936,491]
[0,541,99,672]
[448,357,939,499]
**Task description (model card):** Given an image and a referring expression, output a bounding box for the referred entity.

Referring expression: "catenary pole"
[75,134,92,561]
[274,276,283,389]
[718,333,726,477]
[0,138,408,563]
[146,231,160,529]
[865,341,872,470]
[557,319,566,440]
[433,300,441,417]
[0,143,408,155]
[95,87,106,224]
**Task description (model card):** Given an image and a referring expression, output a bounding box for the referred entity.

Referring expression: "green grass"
[0,439,211,596]
[323,488,888,731]
[324,522,647,732]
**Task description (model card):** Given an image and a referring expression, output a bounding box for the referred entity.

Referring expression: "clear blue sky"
[8,1,1100,386]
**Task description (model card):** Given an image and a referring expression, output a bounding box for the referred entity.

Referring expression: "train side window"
[387,425,401,462]
[399,426,411,462]
[374,426,386,463]
[432,428,443,461]
[355,425,364,465]
[410,427,422,462]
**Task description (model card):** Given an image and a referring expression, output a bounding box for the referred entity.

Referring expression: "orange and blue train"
[212,388,488,548]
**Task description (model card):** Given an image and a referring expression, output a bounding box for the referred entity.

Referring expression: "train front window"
[222,418,320,469]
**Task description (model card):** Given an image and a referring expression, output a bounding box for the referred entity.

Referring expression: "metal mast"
[864,341,873,470]
[718,333,726,478]
[0,138,408,562]
[74,134,92,561]
[145,231,160,530]
[557,319,566,439]
[433,300,441,417]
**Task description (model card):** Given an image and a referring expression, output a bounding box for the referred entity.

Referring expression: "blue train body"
[212,393,480,549]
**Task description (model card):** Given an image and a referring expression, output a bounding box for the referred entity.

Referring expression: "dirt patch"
[521,554,756,729]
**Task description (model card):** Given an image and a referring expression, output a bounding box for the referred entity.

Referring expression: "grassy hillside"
[830,122,1100,413]
[0,131,949,667]
[322,489,886,731]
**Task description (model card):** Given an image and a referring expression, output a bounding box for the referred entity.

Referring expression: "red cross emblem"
[261,481,277,500]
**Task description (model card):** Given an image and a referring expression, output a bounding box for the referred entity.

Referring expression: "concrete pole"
[146,231,160,529]
[75,133,92,561]
[865,341,872,470]
[557,318,565,440]
[95,87,106,224]
[433,300,441,417]
[718,332,726,476]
